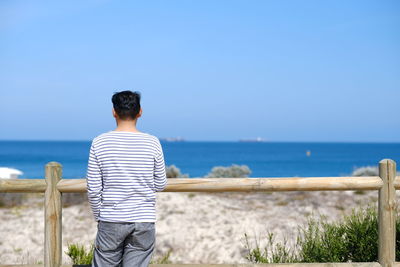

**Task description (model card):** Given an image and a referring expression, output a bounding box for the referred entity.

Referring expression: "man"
[86,90,167,267]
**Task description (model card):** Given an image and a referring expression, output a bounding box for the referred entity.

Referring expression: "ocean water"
[0,141,399,179]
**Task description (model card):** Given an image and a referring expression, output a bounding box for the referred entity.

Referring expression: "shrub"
[0,193,26,207]
[166,165,189,178]
[65,242,94,265]
[244,233,298,263]
[205,164,251,178]
[352,166,379,176]
[351,166,400,176]
[245,206,400,263]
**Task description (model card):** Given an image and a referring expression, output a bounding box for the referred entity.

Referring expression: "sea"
[0,141,399,179]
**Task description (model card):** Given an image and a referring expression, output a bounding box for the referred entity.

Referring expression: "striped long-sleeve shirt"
[86,131,167,222]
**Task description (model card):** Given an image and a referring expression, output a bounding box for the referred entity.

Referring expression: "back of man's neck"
[114,120,140,132]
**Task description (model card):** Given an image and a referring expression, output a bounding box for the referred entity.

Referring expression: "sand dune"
[0,190,379,264]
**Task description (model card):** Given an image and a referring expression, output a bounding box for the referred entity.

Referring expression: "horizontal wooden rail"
[154,176,385,192]
[0,179,46,193]
[3,176,400,193]
[0,159,398,267]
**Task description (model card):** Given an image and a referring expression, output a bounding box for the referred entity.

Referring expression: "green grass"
[151,249,172,264]
[245,206,400,263]
[65,243,94,265]
[244,232,298,263]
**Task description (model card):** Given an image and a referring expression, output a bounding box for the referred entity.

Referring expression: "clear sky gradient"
[1,1,399,142]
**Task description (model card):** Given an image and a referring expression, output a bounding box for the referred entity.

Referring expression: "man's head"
[111,90,142,121]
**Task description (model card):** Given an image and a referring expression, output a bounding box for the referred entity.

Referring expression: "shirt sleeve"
[86,140,103,221]
[154,138,167,192]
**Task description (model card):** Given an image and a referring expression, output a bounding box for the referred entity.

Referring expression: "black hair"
[111,90,141,120]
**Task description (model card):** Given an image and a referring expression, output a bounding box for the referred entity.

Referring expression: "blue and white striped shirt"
[86,131,167,222]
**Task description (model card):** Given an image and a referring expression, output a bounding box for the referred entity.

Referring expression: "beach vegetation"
[151,249,173,264]
[62,192,88,207]
[244,232,298,263]
[205,164,251,178]
[351,166,400,176]
[0,192,25,207]
[65,242,94,265]
[352,166,379,176]
[276,200,289,206]
[166,163,252,178]
[245,206,400,263]
[65,242,172,265]
[166,165,189,178]
[354,190,366,195]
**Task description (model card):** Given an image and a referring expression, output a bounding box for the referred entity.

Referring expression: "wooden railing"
[0,159,398,267]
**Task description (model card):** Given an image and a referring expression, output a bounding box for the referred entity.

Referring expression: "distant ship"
[239,137,266,143]
[159,137,185,142]
[0,167,23,179]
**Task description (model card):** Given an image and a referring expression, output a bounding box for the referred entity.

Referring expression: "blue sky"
[0,0,399,142]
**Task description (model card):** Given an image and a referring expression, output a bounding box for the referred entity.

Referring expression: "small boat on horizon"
[159,137,186,142]
[239,137,266,143]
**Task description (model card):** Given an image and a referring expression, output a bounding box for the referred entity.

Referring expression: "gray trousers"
[92,221,155,267]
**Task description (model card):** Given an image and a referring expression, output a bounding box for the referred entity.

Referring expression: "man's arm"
[86,141,103,221]
[154,139,167,192]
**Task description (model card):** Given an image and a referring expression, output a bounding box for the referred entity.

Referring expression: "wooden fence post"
[44,162,62,267]
[378,159,396,267]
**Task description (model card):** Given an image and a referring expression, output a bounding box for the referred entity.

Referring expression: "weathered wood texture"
[6,176,400,193]
[378,159,397,267]
[0,179,46,192]
[159,176,384,192]
[56,176,385,193]
[44,162,62,267]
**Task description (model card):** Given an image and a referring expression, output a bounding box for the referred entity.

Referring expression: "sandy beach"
[0,188,382,264]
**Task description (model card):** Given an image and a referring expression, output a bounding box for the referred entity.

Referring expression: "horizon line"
[0,139,399,144]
